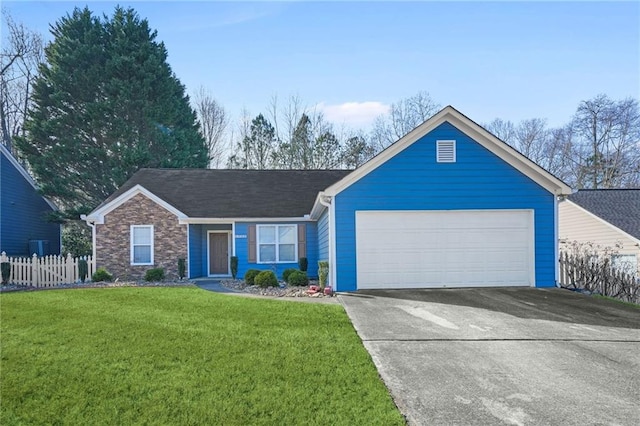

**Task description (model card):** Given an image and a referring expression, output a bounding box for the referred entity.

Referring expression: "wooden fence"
[559,251,639,304]
[0,252,96,288]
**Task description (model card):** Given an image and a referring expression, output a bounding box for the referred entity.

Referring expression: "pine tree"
[16,6,207,213]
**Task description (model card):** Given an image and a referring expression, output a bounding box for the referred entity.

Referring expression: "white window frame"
[436,140,456,163]
[611,254,638,276]
[257,224,298,264]
[130,225,154,265]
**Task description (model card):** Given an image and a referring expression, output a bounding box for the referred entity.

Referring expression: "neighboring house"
[83,106,572,290]
[559,189,640,276]
[1,144,61,257]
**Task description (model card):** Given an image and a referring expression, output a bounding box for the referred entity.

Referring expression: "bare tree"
[370,91,441,151]
[192,86,229,168]
[1,9,44,154]
[571,95,640,188]
[485,118,516,143]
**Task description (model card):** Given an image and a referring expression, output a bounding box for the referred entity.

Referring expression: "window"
[437,140,456,163]
[257,225,297,263]
[612,254,638,276]
[131,225,153,265]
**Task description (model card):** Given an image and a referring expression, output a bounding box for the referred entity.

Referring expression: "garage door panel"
[356,210,534,289]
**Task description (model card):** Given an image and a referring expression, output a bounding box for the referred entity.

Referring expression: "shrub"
[230,256,238,279]
[298,257,308,272]
[1,262,11,285]
[178,258,186,279]
[282,268,298,284]
[78,259,88,283]
[288,270,309,286]
[92,268,113,282]
[318,261,329,289]
[254,270,278,288]
[145,268,165,282]
[244,269,261,285]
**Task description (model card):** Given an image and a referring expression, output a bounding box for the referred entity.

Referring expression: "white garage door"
[356,210,534,289]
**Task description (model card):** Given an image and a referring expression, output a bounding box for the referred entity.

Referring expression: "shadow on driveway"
[346,287,639,330]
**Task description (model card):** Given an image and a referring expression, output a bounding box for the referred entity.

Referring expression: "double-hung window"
[131,225,154,265]
[257,225,297,263]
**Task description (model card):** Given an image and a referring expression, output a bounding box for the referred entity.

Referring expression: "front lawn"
[1,287,404,425]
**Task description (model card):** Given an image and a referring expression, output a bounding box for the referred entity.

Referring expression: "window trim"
[130,225,154,265]
[256,224,298,264]
[436,140,456,163]
[611,254,638,276]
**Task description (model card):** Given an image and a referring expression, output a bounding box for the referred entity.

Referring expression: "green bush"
[92,268,113,282]
[288,270,309,286]
[318,261,329,289]
[298,257,308,272]
[230,256,238,279]
[1,262,11,285]
[178,258,186,279]
[78,259,88,283]
[145,268,165,282]
[244,269,261,285]
[282,268,298,283]
[254,270,278,288]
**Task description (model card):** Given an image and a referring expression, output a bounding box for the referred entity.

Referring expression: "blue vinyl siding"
[317,209,329,261]
[188,225,202,278]
[1,152,60,256]
[333,121,556,291]
[188,224,232,278]
[234,222,319,279]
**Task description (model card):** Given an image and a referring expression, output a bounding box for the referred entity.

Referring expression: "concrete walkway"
[193,279,239,293]
[339,288,640,426]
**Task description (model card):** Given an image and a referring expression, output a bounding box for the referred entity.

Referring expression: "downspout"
[318,192,335,291]
[80,214,97,267]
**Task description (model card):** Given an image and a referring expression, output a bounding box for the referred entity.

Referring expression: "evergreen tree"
[229,114,277,169]
[16,6,207,213]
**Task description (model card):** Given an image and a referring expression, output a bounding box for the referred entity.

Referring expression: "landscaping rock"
[221,279,334,298]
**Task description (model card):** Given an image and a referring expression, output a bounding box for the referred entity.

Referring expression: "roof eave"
[324,106,573,197]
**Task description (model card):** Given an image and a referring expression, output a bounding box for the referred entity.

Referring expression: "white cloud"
[316,101,390,129]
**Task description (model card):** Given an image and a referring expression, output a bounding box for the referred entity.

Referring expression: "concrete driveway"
[339,288,640,426]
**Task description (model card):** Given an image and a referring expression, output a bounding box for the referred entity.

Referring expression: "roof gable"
[567,190,640,241]
[87,169,352,221]
[1,144,58,211]
[323,106,572,197]
[85,185,188,224]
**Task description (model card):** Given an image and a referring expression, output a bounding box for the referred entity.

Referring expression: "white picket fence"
[0,252,96,288]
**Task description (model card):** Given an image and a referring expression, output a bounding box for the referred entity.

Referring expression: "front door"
[209,233,229,275]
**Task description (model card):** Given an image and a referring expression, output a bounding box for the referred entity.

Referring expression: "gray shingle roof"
[103,168,352,218]
[568,189,640,240]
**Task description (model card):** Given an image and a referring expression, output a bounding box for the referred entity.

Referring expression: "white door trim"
[207,230,231,277]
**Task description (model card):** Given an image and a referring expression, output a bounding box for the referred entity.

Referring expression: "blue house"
[84,106,572,290]
[1,144,61,257]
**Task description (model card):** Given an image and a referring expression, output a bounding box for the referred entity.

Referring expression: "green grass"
[1,287,404,425]
[593,294,639,308]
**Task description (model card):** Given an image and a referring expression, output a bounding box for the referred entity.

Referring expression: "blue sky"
[4,1,639,130]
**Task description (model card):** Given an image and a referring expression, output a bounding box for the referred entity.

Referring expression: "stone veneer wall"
[95,193,187,280]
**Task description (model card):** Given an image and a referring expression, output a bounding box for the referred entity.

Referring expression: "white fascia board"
[309,192,329,220]
[449,114,572,196]
[324,106,572,197]
[85,184,187,224]
[563,199,640,246]
[179,216,314,225]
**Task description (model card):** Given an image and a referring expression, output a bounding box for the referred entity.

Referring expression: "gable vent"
[436,140,456,163]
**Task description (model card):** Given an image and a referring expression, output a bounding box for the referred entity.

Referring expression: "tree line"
[2,5,639,221]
